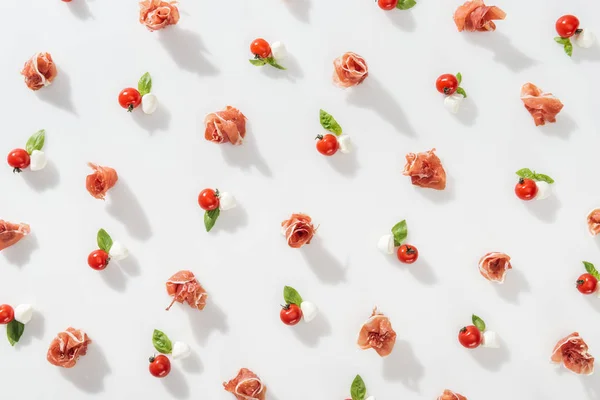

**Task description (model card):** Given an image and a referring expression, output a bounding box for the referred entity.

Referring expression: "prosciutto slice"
[478,252,512,283]
[403,148,446,190]
[281,213,316,248]
[438,389,468,400]
[0,220,30,251]
[47,327,92,368]
[520,83,564,126]
[551,332,594,375]
[453,0,506,32]
[21,52,57,91]
[204,106,247,145]
[588,209,600,236]
[357,307,397,357]
[223,368,266,400]
[85,163,118,200]
[166,270,208,311]
[332,52,369,88]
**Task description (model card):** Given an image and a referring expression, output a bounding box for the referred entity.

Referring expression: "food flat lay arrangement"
[1,0,599,399]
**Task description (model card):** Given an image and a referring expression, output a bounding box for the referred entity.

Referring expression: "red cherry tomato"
[280,304,302,326]
[397,244,419,264]
[577,273,598,295]
[149,355,171,378]
[515,178,538,201]
[436,74,459,95]
[458,325,482,349]
[250,38,271,59]
[198,189,220,211]
[0,304,14,325]
[118,88,141,112]
[556,15,580,38]
[316,134,339,156]
[7,149,31,172]
[377,0,398,10]
[88,249,109,270]
[62,0,72,2]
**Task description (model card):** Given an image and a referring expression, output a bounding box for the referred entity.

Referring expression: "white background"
[1,0,600,399]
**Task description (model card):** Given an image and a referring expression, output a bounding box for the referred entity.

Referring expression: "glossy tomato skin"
[198,189,220,211]
[436,74,459,95]
[316,134,339,156]
[118,88,142,112]
[280,304,302,326]
[515,178,538,201]
[88,249,109,271]
[378,0,398,10]
[458,325,482,349]
[556,15,580,38]
[397,244,419,264]
[0,304,14,324]
[7,149,31,172]
[149,355,171,378]
[250,38,271,59]
[577,273,598,295]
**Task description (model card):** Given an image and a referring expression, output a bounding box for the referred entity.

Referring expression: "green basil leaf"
[283,286,303,306]
[350,375,366,400]
[396,0,416,9]
[204,208,220,232]
[138,72,152,96]
[564,42,573,57]
[152,329,172,354]
[266,57,286,70]
[319,109,343,136]
[456,72,462,85]
[533,173,554,184]
[554,37,569,45]
[516,168,534,179]
[472,314,486,332]
[456,87,467,98]
[391,220,408,247]
[7,320,25,346]
[249,59,267,66]
[97,229,113,252]
[25,129,45,155]
[583,261,600,280]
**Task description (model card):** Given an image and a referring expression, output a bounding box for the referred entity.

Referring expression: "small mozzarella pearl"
[377,234,394,255]
[14,304,33,325]
[109,241,129,261]
[142,93,158,114]
[575,29,595,49]
[172,341,191,359]
[300,301,318,322]
[219,192,237,211]
[338,135,352,154]
[365,396,376,400]
[29,150,47,171]
[271,41,287,60]
[443,94,464,114]
[534,181,552,200]
[481,330,500,348]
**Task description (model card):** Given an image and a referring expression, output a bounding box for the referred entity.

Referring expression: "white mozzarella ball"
[219,192,237,211]
[300,301,318,322]
[338,135,352,154]
[142,93,158,114]
[534,181,552,200]
[365,397,376,400]
[109,241,129,261]
[575,29,595,48]
[29,150,47,171]
[443,94,464,114]
[172,341,191,360]
[270,41,287,60]
[377,234,395,255]
[14,304,33,325]
[481,330,500,348]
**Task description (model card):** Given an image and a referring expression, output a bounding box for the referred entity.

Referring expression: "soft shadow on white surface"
[67,0,93,20]
[386,9,416,32]
[538,113,578,139]
[260,53,304,82]
[181,351,204,374]
[382,340,424,392]
[464,32,537,72]
[60,344,111,393]
[100,262,128,292]
[292,313,331,347]
[573,43,600,64]
[454,98,479,127]
[2,233,39,267]
[159,28,219,76]
[347,77,416,137]
[17,311,45,347]
[211,204,249,233]
[384,255,438,285]
[582,372,600,399]
[494,269,530,304]
[116,253,142,277]
[469,340,510,371]
[326,149,359,177]
[36,69,77,114]
[23,161,60,192]
[163,367,190,399]
[187,301,229,344]
[300,240,347,284]
[524,195,561,223]
[284,0,310,23]
[218,128,272,177]
[106,180,153,241]
[584,294,600,313]
[413,177,456,204]
[132,104,172,134]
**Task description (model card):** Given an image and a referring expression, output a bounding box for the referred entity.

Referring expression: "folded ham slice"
[204,106,247,145]
[281,213,316,248]
[47,327,91,368]
[587,209,600,236]
[520,83,564,126]
[551,332,594,375]
[0,220,30,251]
[403,148,446,190]
[85,163,118,200]
[166,270,208,311]
[478,252,512,283]
[438,389,468,400]
[453,0,506,32]
[223,368,266,400]
[332,52,368,88]
[21,52,57,91]
[357,307,397,357]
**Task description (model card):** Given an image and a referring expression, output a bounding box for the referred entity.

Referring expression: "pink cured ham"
[281,213,316,248]
[223,368,266,400]
[21,52,58,91]
[204,106,247,145]
[520,83,564,126]
[47,327,92,368]
[166,270,208,311]
[478,252,512,283]
[551,332,594,375]
[332,52,368,88]
[587,209,600,236]
[0,220,30,251]
[403,148,447,190]
[453,0,506,32]
[438,389,468,400]
[357,307,397,357]
[86,163,118,200]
